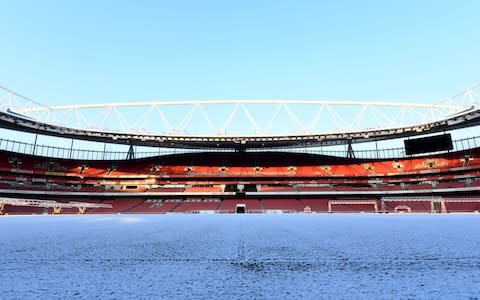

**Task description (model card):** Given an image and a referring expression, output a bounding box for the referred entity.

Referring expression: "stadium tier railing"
[0,135,479,161]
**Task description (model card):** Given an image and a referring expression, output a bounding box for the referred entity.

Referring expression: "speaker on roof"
[404,134,453,155]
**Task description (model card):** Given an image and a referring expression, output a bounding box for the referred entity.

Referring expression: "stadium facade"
[1,83,480,215]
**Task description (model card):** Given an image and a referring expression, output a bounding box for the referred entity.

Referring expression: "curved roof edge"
[1,106,480,149]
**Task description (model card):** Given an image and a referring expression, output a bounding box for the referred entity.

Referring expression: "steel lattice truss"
[0,82,478,136]
[0,83,479,148]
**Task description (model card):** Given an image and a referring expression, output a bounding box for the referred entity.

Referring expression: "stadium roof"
[0,83,479,149]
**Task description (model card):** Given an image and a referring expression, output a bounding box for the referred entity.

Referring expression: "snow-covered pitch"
[1,214,479,299]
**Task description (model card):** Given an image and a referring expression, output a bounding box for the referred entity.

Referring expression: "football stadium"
[4,1,480,298]
[1,82,479,216]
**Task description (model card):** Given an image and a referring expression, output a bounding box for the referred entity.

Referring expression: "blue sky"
[1,0,479,106]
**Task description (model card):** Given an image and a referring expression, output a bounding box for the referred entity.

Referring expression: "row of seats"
[4,197,480,214]
[1,178,478,195]
[2,149,479,179]
[184,186,223,193]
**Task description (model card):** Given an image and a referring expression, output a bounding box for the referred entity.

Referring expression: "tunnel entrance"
[236,204,246,214]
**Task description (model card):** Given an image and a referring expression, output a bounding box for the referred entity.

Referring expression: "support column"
[32,134,38,155]
[69,139,74,159]
[126,145,135,160]
[346,140,355,159]
[0,202,4,215]
[102,143,107,160]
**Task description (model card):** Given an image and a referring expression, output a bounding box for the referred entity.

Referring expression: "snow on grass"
[0,214,479,299]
